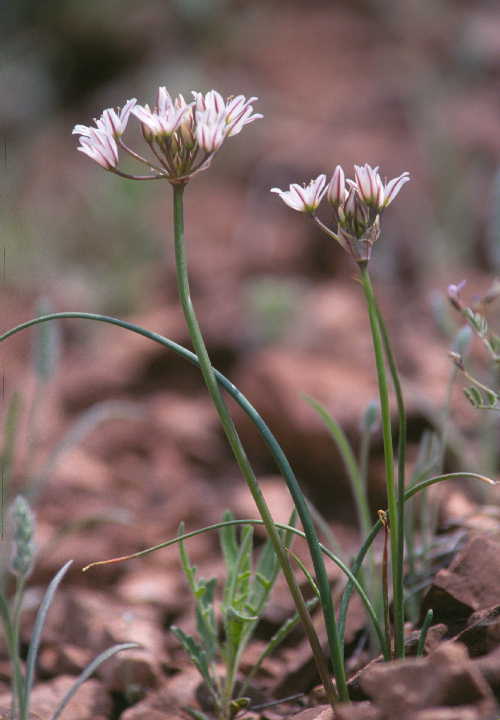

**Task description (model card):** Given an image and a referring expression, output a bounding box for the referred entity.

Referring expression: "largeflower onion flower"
[73,99,138,169]
[270,175,328,213]
[271,164,410,264]
[73,87,262,183]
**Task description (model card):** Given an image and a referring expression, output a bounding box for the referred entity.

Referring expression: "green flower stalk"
[171,182,344,703]
[272,162,410,658]
[73,85,346,703]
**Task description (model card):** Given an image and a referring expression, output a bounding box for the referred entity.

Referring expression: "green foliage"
[0,495,137,720]
[171,511,295,720]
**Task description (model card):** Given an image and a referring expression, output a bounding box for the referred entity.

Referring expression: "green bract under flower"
[73,87,262,183]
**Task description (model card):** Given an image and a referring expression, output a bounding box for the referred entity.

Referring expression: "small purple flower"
[271,175,328,213]
[448,280,466,310]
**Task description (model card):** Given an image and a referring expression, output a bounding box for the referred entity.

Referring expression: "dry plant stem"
[171,183,344,704]
[359,265,404,659]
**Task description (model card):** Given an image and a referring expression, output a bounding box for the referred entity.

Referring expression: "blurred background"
[1,0,499,547]
[3,0,500,305]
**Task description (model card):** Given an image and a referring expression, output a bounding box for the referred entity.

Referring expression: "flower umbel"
[73,87,262,183]
[271,164,410,264]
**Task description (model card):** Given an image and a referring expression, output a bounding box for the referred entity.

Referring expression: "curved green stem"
[84,517,388,659]
[359,266,403,658]
[171,184,345,703]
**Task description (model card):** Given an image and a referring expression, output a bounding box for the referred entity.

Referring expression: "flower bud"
[447,280,466,311]
[342,185,358,219]
[326,165,347,207]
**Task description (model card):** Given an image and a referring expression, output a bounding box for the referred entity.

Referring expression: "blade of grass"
[23,560,73,717]
[50,643,139,720]
[416,609,433,658]
[305,395,371,541]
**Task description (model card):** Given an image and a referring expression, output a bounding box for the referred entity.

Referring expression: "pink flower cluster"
[272,164,409,215]
[73,87,262,181]
[271,164,410,264]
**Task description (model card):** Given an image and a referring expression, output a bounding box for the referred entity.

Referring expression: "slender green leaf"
[305,395,371,541]
[223,525,253,613]
[24,560,73,713]
[50,643,138,720]
[219,510,238,571]
[178,522,197,594]
[416,609,434,657]
[287,549,320,599]
[177,523,218,662]
[33,298,60,382]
